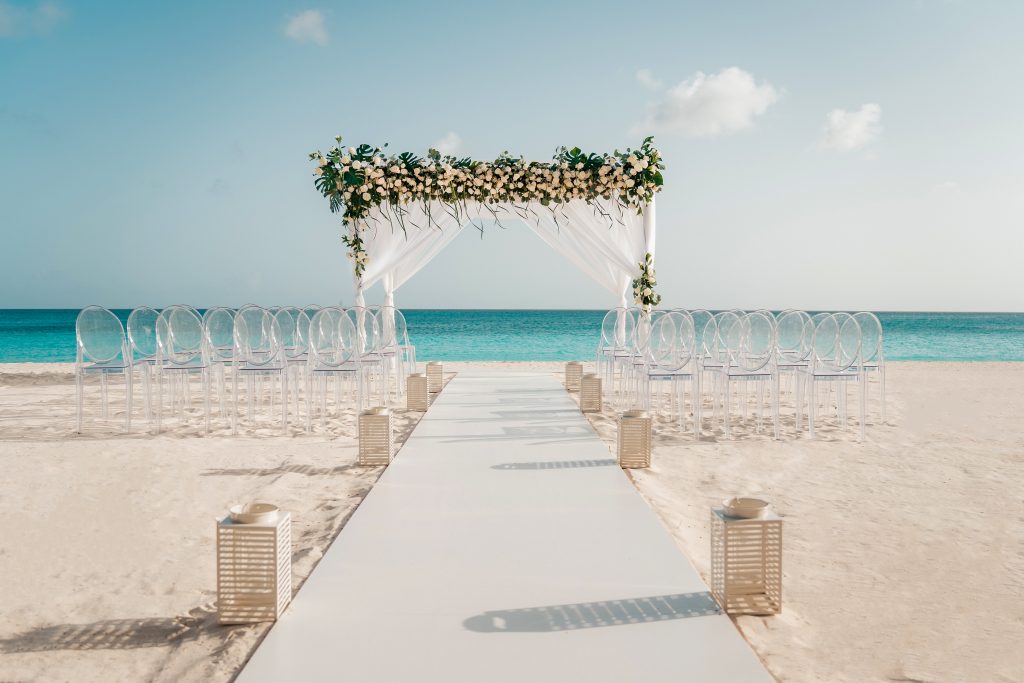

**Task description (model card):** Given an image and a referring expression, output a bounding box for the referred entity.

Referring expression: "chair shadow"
[201,462,361,477]
[463,592,721,633]
[0,606,220,653]
[491,459,616,470]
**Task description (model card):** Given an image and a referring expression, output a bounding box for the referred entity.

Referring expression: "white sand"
[0,361,1021,682]
[575,362,1024,683]
[0,363,430,682]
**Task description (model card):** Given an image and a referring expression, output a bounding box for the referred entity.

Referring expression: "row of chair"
[596,308,885,441]
[74,304,416,434]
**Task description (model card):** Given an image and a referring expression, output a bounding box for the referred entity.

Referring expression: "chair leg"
[880,364,887,423]
[772,373,780,440]
[808,380,816,439]
[859,373,866,442]
[125,369,133,433]
[156,372,163,434]
[282,372,288,435]
[724,379,732,439]
[76,372,83,434]
[204,371,210,435]
[101,373,108,419]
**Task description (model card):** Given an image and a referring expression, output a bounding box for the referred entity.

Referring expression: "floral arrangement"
[632,252,661,311]
[340,231,368,278]
[309,135,665,275]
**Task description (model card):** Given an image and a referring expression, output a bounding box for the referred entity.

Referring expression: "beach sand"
[0,363,435,682]
[0,362,1022,681]
[574,361,1024,683]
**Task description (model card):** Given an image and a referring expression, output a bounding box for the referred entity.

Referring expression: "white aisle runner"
[238,369,770,682]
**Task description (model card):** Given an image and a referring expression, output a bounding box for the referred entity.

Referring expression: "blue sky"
[2,0,1022,310]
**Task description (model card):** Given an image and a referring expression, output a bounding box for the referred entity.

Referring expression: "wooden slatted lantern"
[359,406,393,466]
[710,507,783,616]
[426,362,443,393]
[617,409,652,468]
[217,507,292,624]
[580,373,602,413]
[407,373,428,412]
[565,361,583,391]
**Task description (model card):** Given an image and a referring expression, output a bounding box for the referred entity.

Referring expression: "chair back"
[599,307,632,349]
[127,307,159,361]
[274,306,309,361]
[391,308,410,347]
[76,306,127,366]
[737,311,775,373]
[234,307,283,366]
[812,313,861,372]
[308,307,357,368]
[157,305,205,365]
[776,310,811,364]
[203,307,235,363]
[853,312,883,364]
[648,311,695,372]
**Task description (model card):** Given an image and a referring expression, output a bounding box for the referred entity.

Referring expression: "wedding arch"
[309,136,665,310]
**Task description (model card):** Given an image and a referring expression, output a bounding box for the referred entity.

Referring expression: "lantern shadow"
[463,592,721,633]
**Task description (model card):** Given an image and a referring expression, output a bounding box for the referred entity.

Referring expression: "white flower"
[643,287,652,296]
[361,192,371,201]
[348,147,356,155]
[317,156,327,167]
[352,160,362,170]
[341,155,351,164]
[314,167,323,176]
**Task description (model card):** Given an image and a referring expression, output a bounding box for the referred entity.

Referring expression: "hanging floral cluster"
[632,252,661,311]
[340,231,368,278]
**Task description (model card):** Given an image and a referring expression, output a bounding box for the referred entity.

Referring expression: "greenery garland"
[309,135,666,303]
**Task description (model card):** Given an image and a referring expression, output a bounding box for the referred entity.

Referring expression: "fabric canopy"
[351,197,656,310]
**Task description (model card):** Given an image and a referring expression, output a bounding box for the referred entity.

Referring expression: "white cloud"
[284,9,327,46]
[0,1,67,37]
[931,180,960,195]
[433,131,462,156]
[820,103,882,151]
[633,67,780,137]
[635,68,663,90]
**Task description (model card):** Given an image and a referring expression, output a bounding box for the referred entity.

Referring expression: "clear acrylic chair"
[804,313,865,441]
[202,307,236,421]
[853,311,885,422]
[274,306,310,419]
[344,307,388,407]
[775,310,812,429]
[127,306,159,423]
[596,307,628,393]
[306,307,361,430]
[233,306,289,434]
[75,306,133,433]
[155,305,211,434]
[705,311,779,439]
[393,308,416,376]
[642,310,701,438]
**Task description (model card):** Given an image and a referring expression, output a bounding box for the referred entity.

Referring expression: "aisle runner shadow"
[463,592,720,633]
[491,459,616,470]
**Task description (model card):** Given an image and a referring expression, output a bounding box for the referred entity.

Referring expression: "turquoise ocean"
[1,310,1022,363]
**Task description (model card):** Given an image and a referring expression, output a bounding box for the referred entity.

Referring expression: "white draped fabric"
[351,197,656,309]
